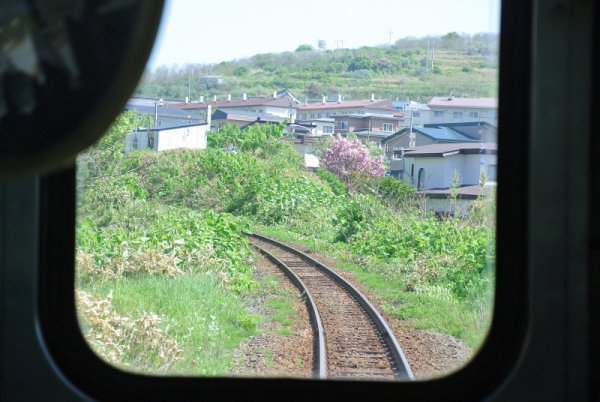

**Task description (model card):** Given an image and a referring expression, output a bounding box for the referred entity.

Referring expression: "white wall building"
[400,142,497,215]
[428,96,498,126]
[126,123,208,152]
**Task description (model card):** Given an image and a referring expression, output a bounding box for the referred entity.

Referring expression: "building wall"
[336,117,398,134]
[265,106,295,119]
[154,125,207,151]
[292,143,320,168]
[429,107,498,125]
[404,153,497,189]
[297,107,396,120]
[400,109,430,127]
[126,130,150,150]
[212,119,249,131]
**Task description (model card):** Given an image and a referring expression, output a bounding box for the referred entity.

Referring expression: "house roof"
[333,113,404,121]
[417,127,476,142]
[393,101,430,110]
[403,142,497,157]
[297,118,335,123]
[211,109,286,122]
[423,121,497,140]
[297,99,396,111]
[140,122,208,131]
[350,130,391,138]
[381,126,476,144]
[428,96,498,109]
[168,94,298,110]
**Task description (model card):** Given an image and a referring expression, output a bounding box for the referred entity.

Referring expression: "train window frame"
[36,0,532,399]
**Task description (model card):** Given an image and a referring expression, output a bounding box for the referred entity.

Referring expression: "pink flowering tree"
[321,138,386,182]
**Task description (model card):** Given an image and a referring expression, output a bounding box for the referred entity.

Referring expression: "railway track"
[248,233,414,381]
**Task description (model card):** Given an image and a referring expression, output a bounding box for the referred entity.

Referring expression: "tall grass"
[81,272,258,375]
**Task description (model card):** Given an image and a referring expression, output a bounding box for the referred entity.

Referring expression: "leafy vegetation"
[77,114,495,374]
[136,33,498,102]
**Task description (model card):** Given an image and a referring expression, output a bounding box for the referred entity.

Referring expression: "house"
[167,90,299,121]
[382,122,496,160]
[394,142,497,215]
[393,100,431,127]
[332,113,403,136]
[126,123,208,152]
[293,118,335,136]
[428,96,498,125]
[211,109,286,131]
[125,98,204,127]
[296,94,398,120]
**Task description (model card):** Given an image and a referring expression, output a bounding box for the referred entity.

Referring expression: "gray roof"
[423,121,497,140]
[381,126,477,144]
[139,122,208,131]
[212,109,286,122]
[416,127,475,142]
[333,113,404,121]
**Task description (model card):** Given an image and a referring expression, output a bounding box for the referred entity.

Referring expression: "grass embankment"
[77,117,494,374]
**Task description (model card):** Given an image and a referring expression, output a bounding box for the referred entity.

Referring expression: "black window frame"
[36,0,534,399]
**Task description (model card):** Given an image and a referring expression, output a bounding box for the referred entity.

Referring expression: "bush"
[321,138,386,182]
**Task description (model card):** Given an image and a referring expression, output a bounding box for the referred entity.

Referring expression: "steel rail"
[250,243,327,379]
[248,232,415,381]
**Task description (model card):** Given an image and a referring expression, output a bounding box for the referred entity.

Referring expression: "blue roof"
[393,101,409,109]
[417,127,475,142]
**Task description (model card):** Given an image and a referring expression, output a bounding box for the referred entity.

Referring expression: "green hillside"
[136,33,499,102]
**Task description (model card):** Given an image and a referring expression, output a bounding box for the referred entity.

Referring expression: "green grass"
[83,272,259,375]
[265,297,295,334]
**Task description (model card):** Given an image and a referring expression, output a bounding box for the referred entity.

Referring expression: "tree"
[321,138,385,182]
[440,32,465,50]
[79,111,139,179]
[348,55,373,71]
[295,44,314,52]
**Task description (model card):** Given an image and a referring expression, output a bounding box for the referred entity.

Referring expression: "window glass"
[75,0,499,382]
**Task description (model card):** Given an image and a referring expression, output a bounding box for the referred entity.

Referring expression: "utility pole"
[426,38,430,69]
[409,107,415,148]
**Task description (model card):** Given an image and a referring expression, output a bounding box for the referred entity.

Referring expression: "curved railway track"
[248,233,414,381]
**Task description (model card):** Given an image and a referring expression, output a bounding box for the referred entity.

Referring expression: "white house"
[167,90,299,121]
[294,118,335,136]
[428,96,498,126]
[126,123,208,152]
[400,142,497,215]
[394,101,431,127]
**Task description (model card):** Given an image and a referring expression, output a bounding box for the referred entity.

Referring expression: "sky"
[146,0,501,70]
